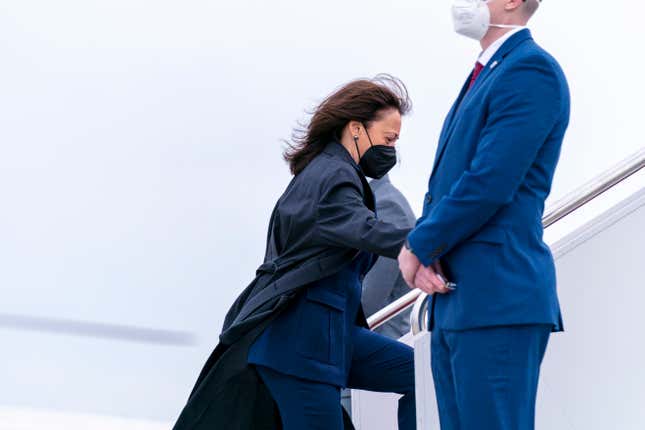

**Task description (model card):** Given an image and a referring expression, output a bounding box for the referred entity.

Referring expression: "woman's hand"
[398,246,421,289]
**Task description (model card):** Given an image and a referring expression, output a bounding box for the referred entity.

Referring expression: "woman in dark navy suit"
[247,76,416,430]
[173,76,420,430]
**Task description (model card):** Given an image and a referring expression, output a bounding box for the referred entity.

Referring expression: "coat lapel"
[430,74,472,176]
[430,29,533,180]
[460,29,532,107]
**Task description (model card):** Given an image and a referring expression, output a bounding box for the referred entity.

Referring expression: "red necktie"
[468,62,484,91]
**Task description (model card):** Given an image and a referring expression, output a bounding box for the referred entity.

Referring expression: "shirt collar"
[478,27,527,66]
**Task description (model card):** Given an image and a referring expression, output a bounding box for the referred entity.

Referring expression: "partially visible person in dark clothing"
[173,75,428,430]
[361,174,416,339]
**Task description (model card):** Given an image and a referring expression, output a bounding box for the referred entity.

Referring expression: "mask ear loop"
[353,133,361,162]
[361,122,375,148]
[485,0,529,29]
[489,23,524,29]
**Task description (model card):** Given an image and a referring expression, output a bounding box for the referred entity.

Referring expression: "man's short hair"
[523,0,541,18]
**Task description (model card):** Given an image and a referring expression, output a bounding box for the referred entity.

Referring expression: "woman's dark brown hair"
[283,74,412,176]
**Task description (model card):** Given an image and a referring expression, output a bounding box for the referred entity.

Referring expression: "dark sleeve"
[361,194,414,314]
[314,170,411,259]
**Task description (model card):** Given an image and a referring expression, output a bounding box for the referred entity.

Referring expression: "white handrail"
[367,146,645,333]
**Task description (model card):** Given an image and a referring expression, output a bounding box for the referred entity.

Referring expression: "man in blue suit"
[398,0,569,428]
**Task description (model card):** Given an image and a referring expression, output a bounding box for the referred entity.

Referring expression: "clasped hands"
[397,246,453,295]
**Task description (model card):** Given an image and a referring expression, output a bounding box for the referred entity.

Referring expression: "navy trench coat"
[173,141,410,429]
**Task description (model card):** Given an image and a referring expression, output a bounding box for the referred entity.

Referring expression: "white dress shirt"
[478,27,527,66]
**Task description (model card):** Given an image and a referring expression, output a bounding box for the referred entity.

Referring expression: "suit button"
[426,194,433,204]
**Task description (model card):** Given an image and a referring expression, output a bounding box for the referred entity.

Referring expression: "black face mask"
[354,123,397,179]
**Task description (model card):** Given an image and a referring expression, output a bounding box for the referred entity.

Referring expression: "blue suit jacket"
[407,30,569,331]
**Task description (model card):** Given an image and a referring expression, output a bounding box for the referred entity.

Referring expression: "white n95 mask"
[452,0,523,41]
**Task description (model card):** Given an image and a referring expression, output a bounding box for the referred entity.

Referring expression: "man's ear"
[505,0,523,11]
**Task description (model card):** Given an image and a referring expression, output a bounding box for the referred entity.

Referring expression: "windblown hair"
[283,74,412,176]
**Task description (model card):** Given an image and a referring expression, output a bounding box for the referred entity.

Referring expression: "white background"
[1,0,643,423]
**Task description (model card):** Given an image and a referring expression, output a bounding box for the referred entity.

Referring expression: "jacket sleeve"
[361,194,416,314]
[408,55,565,266]
[314,169,411,259]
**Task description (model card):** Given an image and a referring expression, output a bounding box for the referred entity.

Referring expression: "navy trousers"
[256,326,416,430]
[431,324,551,430]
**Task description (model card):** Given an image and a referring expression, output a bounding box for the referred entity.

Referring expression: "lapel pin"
[490,60,499,69]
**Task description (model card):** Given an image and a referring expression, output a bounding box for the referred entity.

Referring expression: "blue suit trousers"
[256,326,416,430]
[431,324,551,430]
